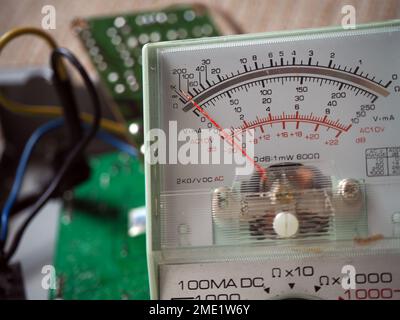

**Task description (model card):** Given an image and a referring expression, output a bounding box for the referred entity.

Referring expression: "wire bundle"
[0,28,138,264]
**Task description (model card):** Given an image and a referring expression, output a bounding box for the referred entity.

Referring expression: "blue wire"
[0,118,138,241]
[0,118,63,241]
[91,127,138,158]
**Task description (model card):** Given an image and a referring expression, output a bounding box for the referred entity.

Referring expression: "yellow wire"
[0,27,127,136]
[0,27,58,51]
[0,27,66,78]
[0,93,126,135]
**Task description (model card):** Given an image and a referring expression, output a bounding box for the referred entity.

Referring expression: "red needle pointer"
[180,90,267,180]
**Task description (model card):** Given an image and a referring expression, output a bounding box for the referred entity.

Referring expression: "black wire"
[2,48,101,262]
[10,192,46,218]
[51,62,84,145]
[7,186,61,219]
[0,181,67,258]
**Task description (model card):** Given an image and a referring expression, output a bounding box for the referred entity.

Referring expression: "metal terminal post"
[338,178,361,201]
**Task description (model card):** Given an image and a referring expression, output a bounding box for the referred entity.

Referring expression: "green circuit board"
[50,152,148,299]
[72,4,220,145]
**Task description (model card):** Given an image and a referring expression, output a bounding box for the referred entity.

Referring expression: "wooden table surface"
[1,0,400,75]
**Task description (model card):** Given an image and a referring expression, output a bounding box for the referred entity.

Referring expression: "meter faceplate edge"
[142,19,400,299]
